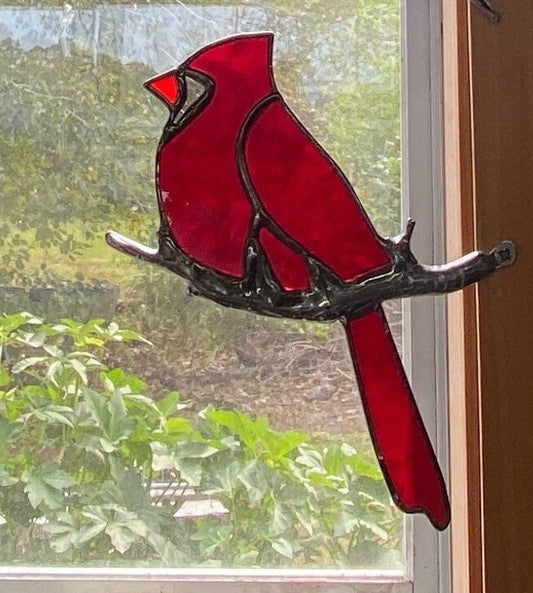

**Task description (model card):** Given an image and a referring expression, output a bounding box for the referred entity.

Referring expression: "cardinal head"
[145,33,275,126]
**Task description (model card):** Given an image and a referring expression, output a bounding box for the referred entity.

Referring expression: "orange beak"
[144,71,180,107]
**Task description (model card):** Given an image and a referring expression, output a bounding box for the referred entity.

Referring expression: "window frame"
[401,1,450,592]
[0,1,448,591]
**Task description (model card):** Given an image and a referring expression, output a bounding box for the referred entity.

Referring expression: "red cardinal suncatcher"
[107,33,516,531]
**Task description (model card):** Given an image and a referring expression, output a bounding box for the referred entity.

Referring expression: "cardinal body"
[145,33,450,530]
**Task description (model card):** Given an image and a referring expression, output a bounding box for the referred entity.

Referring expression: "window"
[0,1,448,591]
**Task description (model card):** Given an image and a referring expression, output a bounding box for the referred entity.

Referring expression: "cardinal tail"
[344,308,450,530]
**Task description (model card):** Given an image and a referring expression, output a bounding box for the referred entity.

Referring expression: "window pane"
[0,0,403,571]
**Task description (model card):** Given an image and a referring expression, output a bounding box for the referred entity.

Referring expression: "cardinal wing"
[241,96,391,284]
[345,308,450,530]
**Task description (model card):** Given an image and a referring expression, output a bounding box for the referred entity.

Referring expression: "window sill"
[0,567,411,592]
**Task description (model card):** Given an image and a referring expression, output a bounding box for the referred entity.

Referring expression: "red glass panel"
[146,72,180,106]
[345,309,450,530]
[244,98,391,282]
[259,227,310,291]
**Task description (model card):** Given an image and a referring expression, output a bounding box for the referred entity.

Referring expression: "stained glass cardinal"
[107,33,516,530]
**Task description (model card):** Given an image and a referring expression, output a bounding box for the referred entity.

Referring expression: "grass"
[4,213,155,287]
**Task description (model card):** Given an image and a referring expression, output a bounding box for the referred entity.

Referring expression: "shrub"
[0,312,401,567]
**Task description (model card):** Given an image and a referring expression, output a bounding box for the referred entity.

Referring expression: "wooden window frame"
[444,2,533,592]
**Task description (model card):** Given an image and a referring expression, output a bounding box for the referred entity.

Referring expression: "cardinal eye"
[172,72,212,125]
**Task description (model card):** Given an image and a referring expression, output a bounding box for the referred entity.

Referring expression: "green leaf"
[333,508,359,537]
[296,448,324,470]
[174,441,218,459]
[47,532,78,554]
[233,550,259,566]
[85,388,133,450]
[0,313,41,338]
[45,360,63,385]
[340,443,357,457]
[345,453,383,481]
[69,357,88,385]
[18,330,47,349]
[11,356,48,374]
[269,501,291,536]
[0,417,21,442]
[190,522,232,555]
[151,440,216,486]
[103,368,146,394]
[82,505,148,555]
[164,416,193,435]
[238,459,270,503]
[359,519,389,541]
[116,329,151,344]
[107,391,131,442]
[79,508,108,534]
[84,388,108,426]
[0,365,11,388]
[36,464,75,490]
[150,442,177,472]
[293,508,315,536]
[323,445,344,475]
[31,404,74,428]
[262,429,308,462]
[105,518,142,554]
[46,512,106,553]
[146,532,183,565]
[157,390,182,418]
[42,344,62,358]
[108,456,150,510]
[205,459,241,496]
[307,471,341,489]
[0,466,18,487]
[174,458,203,487]
[271,537,293,559]
[207,408,264,454]
[76,522,108,546]
[22,462,75,509]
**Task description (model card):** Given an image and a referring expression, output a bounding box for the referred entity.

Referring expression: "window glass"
[0,0,403,571]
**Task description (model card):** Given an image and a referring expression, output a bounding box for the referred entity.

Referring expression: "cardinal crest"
[107,33,516,530]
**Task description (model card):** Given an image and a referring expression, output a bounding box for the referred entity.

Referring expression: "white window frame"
[402,1,450,592]
[0,1,448,591]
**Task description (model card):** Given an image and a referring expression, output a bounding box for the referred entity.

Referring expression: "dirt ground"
[115,301,403,436]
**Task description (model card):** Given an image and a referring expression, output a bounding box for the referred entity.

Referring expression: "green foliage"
[0,38,158,285]
[0,312,401,566]
[0,40,157,218]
